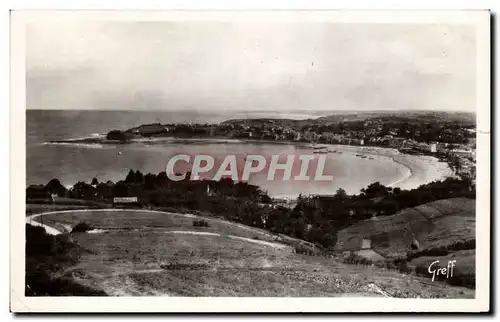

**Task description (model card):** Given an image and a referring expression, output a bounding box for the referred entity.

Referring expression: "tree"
[361,182,390,198]
[91,178,99,186]
[45,179,67,197]
[134,170,144,184]
[125,169,136,183]
[71,222,94,233]
[106,130,128,142]
[333,188,348,201]
[70,182,95,199]
[144,173,157,190]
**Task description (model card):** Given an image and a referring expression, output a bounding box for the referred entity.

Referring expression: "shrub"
[409,239,476,260]
[106,130,128,141]
[71,222,94,233]
[397,261,412,274]
[25,224,104,296]
[385,261,398,270]
[343,253,374,266]
[26,272,106,296]
[414,261,475,289]
[449,273,475,289]
[192,219,210,227]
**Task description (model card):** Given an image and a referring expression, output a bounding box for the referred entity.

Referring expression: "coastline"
[318,144,454,191]
[43,136,454,196]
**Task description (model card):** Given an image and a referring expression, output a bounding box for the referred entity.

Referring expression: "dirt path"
[26,213,63,235]
[25,209,291,250]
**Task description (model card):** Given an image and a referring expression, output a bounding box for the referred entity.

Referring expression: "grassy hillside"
[334,197,475,288]
[68,231,473,297]
[30,208,474,297]
[335,198,474,256]
[40,210,281,242]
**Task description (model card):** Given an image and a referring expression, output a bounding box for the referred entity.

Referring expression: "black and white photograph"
[10,10,490,312]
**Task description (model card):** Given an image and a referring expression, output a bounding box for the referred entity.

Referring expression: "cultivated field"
[335,198,475,256]
[334,198,476,289]
[31,208,475,297]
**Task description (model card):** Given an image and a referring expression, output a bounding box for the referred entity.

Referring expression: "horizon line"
[25,108,477,114]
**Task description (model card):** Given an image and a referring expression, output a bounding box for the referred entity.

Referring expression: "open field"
[67,231,473,297]
[410,250,475,276]
[29,208,474,297]
[38,209,279,242]
[26,203,102,215]
[334,197,475,288]
[335,197,475,256]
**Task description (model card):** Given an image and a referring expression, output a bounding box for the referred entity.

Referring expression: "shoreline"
[316,143,454,191]
[42,136,454,197]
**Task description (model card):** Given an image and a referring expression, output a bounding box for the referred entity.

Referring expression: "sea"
[26,110,408,197]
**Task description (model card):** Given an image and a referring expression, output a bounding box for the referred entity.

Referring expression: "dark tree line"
[27,168,475,250]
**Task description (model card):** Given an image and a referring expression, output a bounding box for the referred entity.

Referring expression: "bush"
[343,253,374,266]
[409,239,476,260]
[192,219,210,227]
[414,262,475,289]
[106,130,128,141]
[449,273,475,289]
[397,261,412,274]
[26,272,106,296]
[71,222,94,233]
[25,224,104,296]
[295,245,315,255]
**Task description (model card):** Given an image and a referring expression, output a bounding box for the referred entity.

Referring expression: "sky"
[26,21,477,112]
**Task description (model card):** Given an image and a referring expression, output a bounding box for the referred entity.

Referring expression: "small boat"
[117,150,123,155]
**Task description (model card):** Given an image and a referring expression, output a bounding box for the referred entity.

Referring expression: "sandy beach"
[32,131,455,198]
[320,144,455,191]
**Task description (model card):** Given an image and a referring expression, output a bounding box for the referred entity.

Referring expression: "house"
[387,137,406,148]
[113,196,138,204]
[133,123,169,136]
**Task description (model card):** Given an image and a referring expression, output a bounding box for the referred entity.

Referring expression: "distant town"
[99,111,476,181]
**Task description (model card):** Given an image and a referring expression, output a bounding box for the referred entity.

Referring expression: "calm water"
[26,110,406,197]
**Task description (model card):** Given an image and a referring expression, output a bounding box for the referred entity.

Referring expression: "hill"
[26,208,474,297]
[335,197,475,256]
[316,110,476,125]
[334,197,475,288]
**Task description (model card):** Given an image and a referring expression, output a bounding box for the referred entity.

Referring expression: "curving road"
[25,208,292,250]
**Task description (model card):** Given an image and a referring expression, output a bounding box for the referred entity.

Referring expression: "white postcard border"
[10,10,491,313]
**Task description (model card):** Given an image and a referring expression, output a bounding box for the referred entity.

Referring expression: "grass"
[26,204,97,215]
[332,198,476,290]
[410,249,475,288]
[25,224,106,296]
[39,210,279,241]
[65,229,474,298]
[32,207,475,298]
[341,242,476,289]
[336,198,475,256]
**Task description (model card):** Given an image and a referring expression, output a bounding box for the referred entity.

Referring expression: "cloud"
[26,21,476,112]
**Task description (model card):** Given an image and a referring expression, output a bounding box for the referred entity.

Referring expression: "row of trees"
[27,168,475,250]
